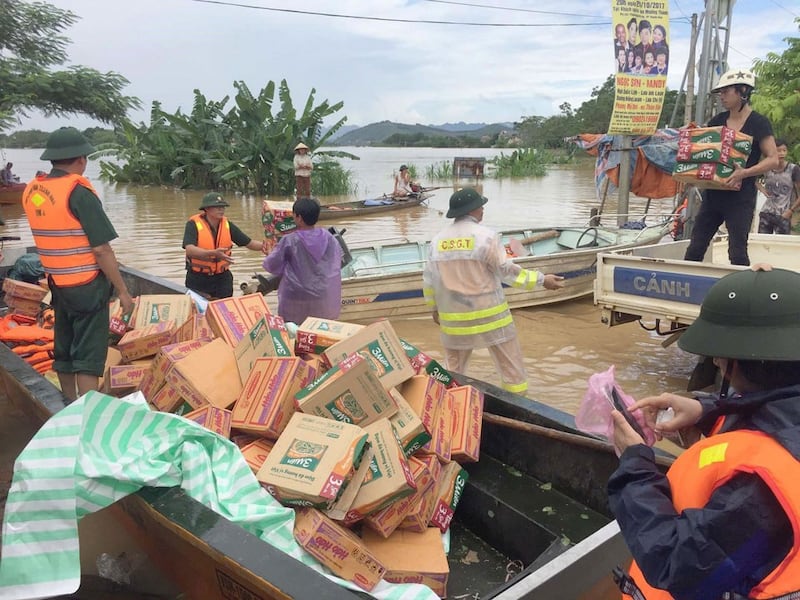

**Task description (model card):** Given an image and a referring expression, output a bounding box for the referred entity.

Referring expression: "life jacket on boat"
[186,214,232,275]
[619,429,800,600]
[22,174,101,287]
[0,314,54,344]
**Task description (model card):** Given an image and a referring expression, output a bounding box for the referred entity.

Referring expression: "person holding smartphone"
[608,266,800,599]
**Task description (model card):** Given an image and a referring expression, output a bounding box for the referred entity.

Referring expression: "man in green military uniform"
[182,192,267,299]
[23,127,134,402]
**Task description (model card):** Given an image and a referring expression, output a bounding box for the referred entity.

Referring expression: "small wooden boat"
[334,221,672,322]
[0,263,671,599]
[0,182,25,205]
[319,191,432,220]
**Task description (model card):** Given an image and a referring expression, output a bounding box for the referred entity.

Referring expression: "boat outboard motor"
[328,226,353,268]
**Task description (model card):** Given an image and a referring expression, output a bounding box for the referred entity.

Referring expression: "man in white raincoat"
[423,188,565,394]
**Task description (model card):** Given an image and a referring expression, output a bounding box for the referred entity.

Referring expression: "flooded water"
[1,147,693,413]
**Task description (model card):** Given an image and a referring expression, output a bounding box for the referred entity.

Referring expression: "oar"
[482,412,675,468]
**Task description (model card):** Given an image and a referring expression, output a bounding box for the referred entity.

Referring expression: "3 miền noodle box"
[295,317,364,355]
[361,527,449,598]
[117,320,177,361]
[342,418,416,525]
[448,384,484,463]
[131,294,193,329]
[234,315,294,384]
[399,454,442,532]
[399,338,457,388]
[295,352,397,427]
[292,508,386,592]
[429,461,469,533]
[323,321,415,390]
[231,356,317,438]
[256,412,369,508]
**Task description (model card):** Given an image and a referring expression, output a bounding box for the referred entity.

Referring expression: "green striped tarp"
[0,391,439,600]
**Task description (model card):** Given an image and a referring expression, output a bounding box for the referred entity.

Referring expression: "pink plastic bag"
[575,365,656,447]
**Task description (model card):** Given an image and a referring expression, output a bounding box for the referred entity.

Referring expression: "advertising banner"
[608,0,670,134]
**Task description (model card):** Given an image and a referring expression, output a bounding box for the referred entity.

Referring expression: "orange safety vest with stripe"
[22,174,100,287]
[623,428,800,600]
[186,214,232,275]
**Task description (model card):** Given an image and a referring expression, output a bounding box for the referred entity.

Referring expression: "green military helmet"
[39,127,96,161]
[199,192,229,209]
[678,268,800,361]
[446,187,488,218]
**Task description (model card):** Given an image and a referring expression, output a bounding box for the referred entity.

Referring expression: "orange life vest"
[623,429,800,599]
[187,214,232,275]
[22,173,100,287]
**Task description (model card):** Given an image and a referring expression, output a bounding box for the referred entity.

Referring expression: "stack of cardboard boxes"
[98,296,485,598]
[262,200,297,253]
[2,278,49,318]
[672,125,753,190]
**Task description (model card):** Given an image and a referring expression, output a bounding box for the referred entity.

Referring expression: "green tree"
[751,18,800,160]
[0,0,140,132]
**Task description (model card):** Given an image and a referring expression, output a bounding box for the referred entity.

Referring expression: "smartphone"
[610,387,646,439]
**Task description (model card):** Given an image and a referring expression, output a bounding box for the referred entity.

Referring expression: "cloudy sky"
[16,0,800,132]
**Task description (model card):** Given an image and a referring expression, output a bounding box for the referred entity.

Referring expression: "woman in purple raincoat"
[263,197,342,325]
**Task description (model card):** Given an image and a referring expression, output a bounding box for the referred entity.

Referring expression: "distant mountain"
[324,124,359,141]
[433,121,515,132]
[331,120,516,146]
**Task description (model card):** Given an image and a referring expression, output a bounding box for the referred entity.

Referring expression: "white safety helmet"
[711,69,756,93]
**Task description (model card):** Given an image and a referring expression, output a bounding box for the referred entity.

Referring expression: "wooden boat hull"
[339,224,671,322]
[319,192,431,220]
[0,183,25,205]
[0,264,665,599]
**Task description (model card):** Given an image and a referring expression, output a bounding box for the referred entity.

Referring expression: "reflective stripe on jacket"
[187,214,232,274]
[625,429,800,599]
[22,174,100,287]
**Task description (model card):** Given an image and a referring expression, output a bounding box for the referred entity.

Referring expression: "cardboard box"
[342,418,416,525]
[295,353,397,427]
[678,125,753,154]
[672,161,740,191]
[117,320,177,361]
[256,412,368,508]
[675,142,747,166]
[234,316,294,386]
[140,338,211,401]
[103,364,148,396]
[231,357,317,438]
[183,405,232,437]
[150,382,185,413]
[239,438,275,474]
[429,461,468,533]
[361,527,449,598]
[388,388,430,456]
[206,294,271,347]
[295,317,364,355]
[323,321,415,390]
[262,200,298,252]
[6,294,44,316]
[399,454,442,533]
[169,313,214,344]
[399,338,457,388]
[449,385,484,463]
[399,375,443,445]
[293,508,386,592]
[165,337,243,410]
[364,455,436,538]
[2,278,48,302]
[132,294,193,330]
[422,385,452,463]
